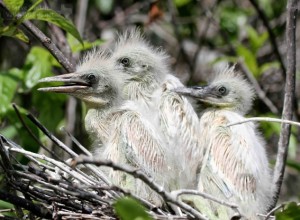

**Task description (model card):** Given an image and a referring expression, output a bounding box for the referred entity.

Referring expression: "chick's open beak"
[38,73,90,93]
[172,86,207,99]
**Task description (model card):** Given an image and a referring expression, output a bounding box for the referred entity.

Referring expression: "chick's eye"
[87,74,96,82]
[218,86,227,95]
[120,57,130,67]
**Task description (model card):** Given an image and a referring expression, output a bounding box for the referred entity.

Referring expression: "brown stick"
[0,0,74,72]
[271,0,298,209]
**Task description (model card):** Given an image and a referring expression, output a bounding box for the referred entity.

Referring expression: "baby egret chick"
[39,51,116,143]
[174,67,273,219]
[111,30,202,189]
[38,52,170,205]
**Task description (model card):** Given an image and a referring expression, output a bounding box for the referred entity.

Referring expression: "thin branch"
[0,135,14,174]
[271,0,298,209]
[75,0,88,36]
[26,113,77,157]
[227,117,300,128]
[22,22,75,72]
[248,0,286,76]
[72,156,209,220]
[171,189,241,215]
[0,0,74,72]
[12,104,62,160]
[43,1,78,149]
[238,60,279,114]
[62,127,92,156]
[13,171,109,206]
[26,113,111,185]
[6,147,94,186]
[264,203,286,220]
[0,190,52,219]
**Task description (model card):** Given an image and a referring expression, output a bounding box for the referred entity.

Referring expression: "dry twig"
[73,156,209,220]
[271,0,298,209]
[227,117,300,128]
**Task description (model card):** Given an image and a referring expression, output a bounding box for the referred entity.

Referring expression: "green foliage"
[0,68,22,120]
[260,115,297,160]
[23,47,59,90]
[0,0,82,44]
[0,23,29,43]
[3,0,24,15]
[246,26,268,54]
[22,9,83,44]
[174,0,191,7]
[276,202,300,220]
[67,34,104,53]
[0,46,66,155]
[114,197,152,220]
[286,160,300,173]
[235,26,279,78]
[219,6,250,40]
[236,45,259,76]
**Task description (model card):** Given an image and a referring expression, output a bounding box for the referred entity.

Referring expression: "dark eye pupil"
[88,74,95,81]
[219,87,226,94]
[121,58,129,66]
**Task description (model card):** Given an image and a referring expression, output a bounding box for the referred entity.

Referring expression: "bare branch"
[227,117,300,128]
[0,0,75,72]
[72,156,209,220]
[62,127,92,156]
[238,60,279,114]
[26,113,77,157]
[12,104,61,160]
[248,0,286,76]
[171,189,241,215]
[0,190,52,219]
[264,203,286,220]
[271,0,298,209]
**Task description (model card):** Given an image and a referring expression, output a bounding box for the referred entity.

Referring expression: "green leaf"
[3,0,24,15]
[219,6,250,41]
[13,28,29,42]
[26,0,43,14]
[114,197,152,220]
[67,33,104,53]
[286,160,300,173]
[0,125,18,139]
[259,62,280,74]
[0,23,29,43]
[236,45,259,77]
[5,106,40,158]
[174,0,191,7]
[246,26,268,54]
[288,133,297,159]
[22,9,83,44]
[276,202,300,220]
[211,56,238,65]
[0,200,14,209]
[32,91,66,131]
[23,46,58,90]
[0,69,23,119]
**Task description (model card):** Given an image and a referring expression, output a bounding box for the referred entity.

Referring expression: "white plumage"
[174,67,273,219]
[110,29,202,189]
[38,52,171,205]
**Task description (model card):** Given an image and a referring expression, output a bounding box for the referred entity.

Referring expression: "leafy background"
[0,0,299,219]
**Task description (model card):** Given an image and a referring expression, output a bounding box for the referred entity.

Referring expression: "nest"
[0,106,277,220]
[0,106,207,220]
